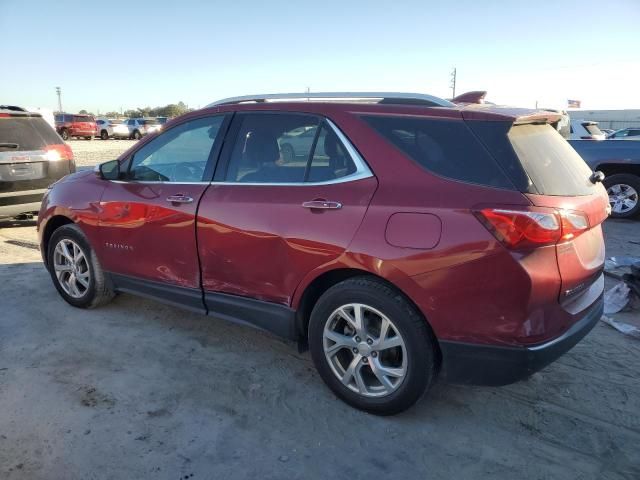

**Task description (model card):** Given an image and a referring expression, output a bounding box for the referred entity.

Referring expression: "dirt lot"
[0,141,639,479]
[68,139,137,170]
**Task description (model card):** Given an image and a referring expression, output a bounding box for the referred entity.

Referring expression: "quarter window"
[128,116,224,182]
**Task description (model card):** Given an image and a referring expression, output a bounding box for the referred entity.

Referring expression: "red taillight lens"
[476,208,560,249]
[476,208,590,250]
[44,144,74,161]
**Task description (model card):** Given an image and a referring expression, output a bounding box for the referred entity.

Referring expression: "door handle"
[166,194,194,204]
[302,200,342,210]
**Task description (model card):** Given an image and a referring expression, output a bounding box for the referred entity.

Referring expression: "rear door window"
[362,116,515,189]
[0,116,61,152]
[222,113,320,183]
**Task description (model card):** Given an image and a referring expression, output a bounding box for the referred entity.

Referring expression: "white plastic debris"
[601,315,640,339]
[603,282,631,314]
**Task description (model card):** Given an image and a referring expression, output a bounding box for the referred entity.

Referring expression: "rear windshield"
[140,119,159,125]
[583,123,603,136]
[74,115,93,123]
[507,124,595,195]
[362,116,515,189]
[0,115,62,151]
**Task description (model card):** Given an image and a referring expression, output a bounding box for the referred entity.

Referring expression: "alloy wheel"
[323,303,407,397]
[53,238,90,298]
[607,183,639,214]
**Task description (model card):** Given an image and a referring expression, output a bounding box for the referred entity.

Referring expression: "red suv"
[38,93,608,414]
[54,113,97,140]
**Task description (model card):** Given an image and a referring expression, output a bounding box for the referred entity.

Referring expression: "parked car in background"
[608,127,640,140]
[569,119,606,140]
[96,118,130,140]
[156,116,168,125]
[125,118,162,139]
[0,108,74,219]
[570,139,640,218]
[54,114,97,141]
[39,92,607,415]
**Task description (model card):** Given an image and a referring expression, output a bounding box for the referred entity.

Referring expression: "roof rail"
[207,92,455,108]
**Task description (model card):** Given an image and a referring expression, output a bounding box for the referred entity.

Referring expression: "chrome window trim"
[107,118,374,187]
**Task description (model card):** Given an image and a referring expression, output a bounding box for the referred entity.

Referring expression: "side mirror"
[96,159,121,180]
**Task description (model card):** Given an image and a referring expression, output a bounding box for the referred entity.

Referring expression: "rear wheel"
[101,130,109,140]
[47,224,115,309]
[308,276,437,415]
[133,130,142,140]
[85,136,93,140]
[604,174,640,218]
[60,129,69,141]
[281,143,295,162]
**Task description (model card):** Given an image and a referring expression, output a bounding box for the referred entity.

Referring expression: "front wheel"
[604,173,640,218]
[60,129,69,141]
[132,130,142,140]
[101,130,109,140]
[47,224,115,309]
[308,277,438,415]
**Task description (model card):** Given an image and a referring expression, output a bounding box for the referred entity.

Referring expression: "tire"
[60,129,69,141]
[47,224,115,309]
[308,276,437,415]
[133,130,142,140]
[101,130,109,140]
[85,136,93,141]
[603,173,640,218]
[280,143,295,162]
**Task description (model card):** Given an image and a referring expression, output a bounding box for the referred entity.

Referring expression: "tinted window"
[628,129,640,136]
[363,116,514,189]
[507,124,596,196]
[225,113,320,183]
[129,116,223,182]
[0,116,62,151]
[74,116,92,123]
[307,124,357,182]
[140,119,159,126]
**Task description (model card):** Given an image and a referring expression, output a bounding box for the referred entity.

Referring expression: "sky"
[1,0,639,114]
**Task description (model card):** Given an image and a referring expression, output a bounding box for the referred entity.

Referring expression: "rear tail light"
[475,207,589,250]
[44,144,74,161]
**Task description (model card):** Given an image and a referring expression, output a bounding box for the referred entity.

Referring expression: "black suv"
[0,108,75,219]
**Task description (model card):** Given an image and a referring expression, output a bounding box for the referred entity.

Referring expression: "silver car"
[126,118,162,140]
[96,118,130,140]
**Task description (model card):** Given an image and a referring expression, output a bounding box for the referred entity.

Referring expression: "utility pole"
[450,68,457,98]
[55,86,62,113]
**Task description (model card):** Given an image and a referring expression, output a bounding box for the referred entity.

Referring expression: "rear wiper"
[590,171,605,184]
[0,143,19,149]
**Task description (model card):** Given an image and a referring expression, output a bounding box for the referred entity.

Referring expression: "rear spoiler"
[451,91,487,105]
[460,104,562,125]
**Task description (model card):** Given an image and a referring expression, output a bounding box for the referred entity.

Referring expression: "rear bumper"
[439,295,603,386]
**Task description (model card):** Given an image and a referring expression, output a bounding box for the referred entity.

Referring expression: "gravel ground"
[67,139,137,170]
[0,140,639,479]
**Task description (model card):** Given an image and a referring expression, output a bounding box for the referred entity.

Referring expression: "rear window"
[141,119,159,126]
[0,115,62,151]
[583,123,603,136]
[73,115,93,123]
[507,124,595,195]
[362,116,515,189]
[469,122,596,196]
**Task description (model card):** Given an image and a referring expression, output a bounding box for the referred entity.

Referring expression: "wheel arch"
[294,267,442,368]
[596,163,640,177]
[41,215,74,266]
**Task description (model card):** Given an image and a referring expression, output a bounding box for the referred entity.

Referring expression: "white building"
[568,109,640,130]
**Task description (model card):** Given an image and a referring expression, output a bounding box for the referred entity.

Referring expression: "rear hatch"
[0,112,74,193]
[73,115,96,134]
[466,114,609,306]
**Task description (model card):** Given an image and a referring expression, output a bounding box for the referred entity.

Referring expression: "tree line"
[77,101,193,119]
